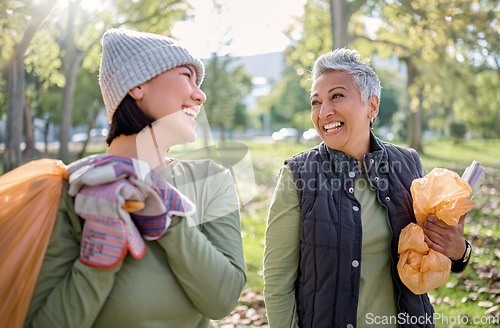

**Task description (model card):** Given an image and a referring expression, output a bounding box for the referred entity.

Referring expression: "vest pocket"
[300,216,338,250]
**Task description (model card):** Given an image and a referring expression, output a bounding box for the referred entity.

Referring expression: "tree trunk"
[329,0,367,49]
[43,118,51,154]
[22,101,41,157]
[59,0,82,163]
[3,58,25,172]
[405,59,423,152]
[330,0,349,49]
[2,0,58,172]
[407,88,423,152]
[219,124,226,142]
[77,103,100,159]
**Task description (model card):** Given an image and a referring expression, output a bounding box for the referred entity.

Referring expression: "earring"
[370,117,374,124]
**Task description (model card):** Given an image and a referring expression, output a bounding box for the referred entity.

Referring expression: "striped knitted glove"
[131,171,195,240]
[77,179,146,269]
[67,155,140,195]
[73,154,195,240]
[69,154,196,268]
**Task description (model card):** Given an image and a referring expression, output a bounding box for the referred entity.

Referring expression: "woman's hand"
[422,214,467,260]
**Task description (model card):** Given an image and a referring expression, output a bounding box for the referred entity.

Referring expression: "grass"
[418,138,500,171]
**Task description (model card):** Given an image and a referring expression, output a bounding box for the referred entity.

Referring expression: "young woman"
[263,48,471,328]
[25,28,246,328]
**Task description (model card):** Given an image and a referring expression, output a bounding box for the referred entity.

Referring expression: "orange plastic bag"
[411,168,475,226]
[397,168,475,295]
[0,159,68,328]
[397,223,452,294]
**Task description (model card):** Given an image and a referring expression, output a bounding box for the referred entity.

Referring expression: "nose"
[319,102,335,120]
[193,86,206,105]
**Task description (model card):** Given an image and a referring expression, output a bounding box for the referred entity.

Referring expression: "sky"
[171,0,308,58]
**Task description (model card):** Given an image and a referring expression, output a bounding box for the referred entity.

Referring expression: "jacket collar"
[322,131,389,179]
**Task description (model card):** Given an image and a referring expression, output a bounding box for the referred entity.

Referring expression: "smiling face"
[129,64,206,143]
[310,70,379,161]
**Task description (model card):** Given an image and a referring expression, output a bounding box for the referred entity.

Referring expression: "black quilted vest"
[285,134,435,328]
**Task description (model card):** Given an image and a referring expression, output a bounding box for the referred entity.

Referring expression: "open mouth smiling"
[182,107,198,119]
[323,121,343,133]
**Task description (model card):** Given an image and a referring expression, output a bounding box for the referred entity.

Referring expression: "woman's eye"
[311,100,320,106]
[181,67,193,79]
[332,93,343,100]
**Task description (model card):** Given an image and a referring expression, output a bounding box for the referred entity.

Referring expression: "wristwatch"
[453,240,472,264]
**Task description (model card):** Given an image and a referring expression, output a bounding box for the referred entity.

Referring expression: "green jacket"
[25,159,246,328]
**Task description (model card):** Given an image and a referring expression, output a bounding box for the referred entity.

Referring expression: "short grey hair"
[311,48,381,103]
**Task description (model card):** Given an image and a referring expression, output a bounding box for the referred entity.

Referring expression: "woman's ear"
[128,85,144,100]
[368,95,380,119]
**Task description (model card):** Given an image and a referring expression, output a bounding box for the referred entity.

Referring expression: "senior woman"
[263,48,471,328]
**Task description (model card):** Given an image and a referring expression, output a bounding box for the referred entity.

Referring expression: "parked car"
[302,128,319,141]
[272,128,299,141]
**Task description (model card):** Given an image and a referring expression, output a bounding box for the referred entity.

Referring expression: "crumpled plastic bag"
[397,168,475,295]
[0,159,68,328]
[397,223,452,294]
[411,168,475,227]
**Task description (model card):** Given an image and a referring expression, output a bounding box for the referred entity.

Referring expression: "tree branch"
[2,0,58,76]
[355,34,412,55]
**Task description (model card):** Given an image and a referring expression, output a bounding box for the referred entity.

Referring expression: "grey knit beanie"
[99,28,205,122]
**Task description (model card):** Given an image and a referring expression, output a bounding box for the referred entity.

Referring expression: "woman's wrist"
[451,240,472,264]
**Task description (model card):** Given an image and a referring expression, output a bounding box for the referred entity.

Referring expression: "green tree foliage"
[1,0,193,167]
[1,0,58,170]
[355,0,500,144]
[448,120,467,143]
[202,54,253,141]
[34,86,62,153]
[284,0,375,88]
[454,70,500,139]
[285,0,499,149]
[258,67,310,130]
[376,67,407,128]
[23,26,64,154]
[25,27,64,89]
[111,0,188,33]
[72,67,102,127]
[284,0,332,89]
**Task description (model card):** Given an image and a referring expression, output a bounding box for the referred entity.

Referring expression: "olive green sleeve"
[263,165,300,328]
[156,168,246,320]
[25,182,121,328]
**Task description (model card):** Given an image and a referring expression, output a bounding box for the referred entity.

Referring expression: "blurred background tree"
[1,0,191,171]
[0,0,498,171]
[283,0,499,151]
[258,66,310,133]
[1,0,58,171]
[202,53,253,142]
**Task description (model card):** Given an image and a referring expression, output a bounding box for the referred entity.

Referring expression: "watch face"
[463,243,471,262]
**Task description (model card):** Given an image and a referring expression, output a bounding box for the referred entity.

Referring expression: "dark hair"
[106,94,155,145]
